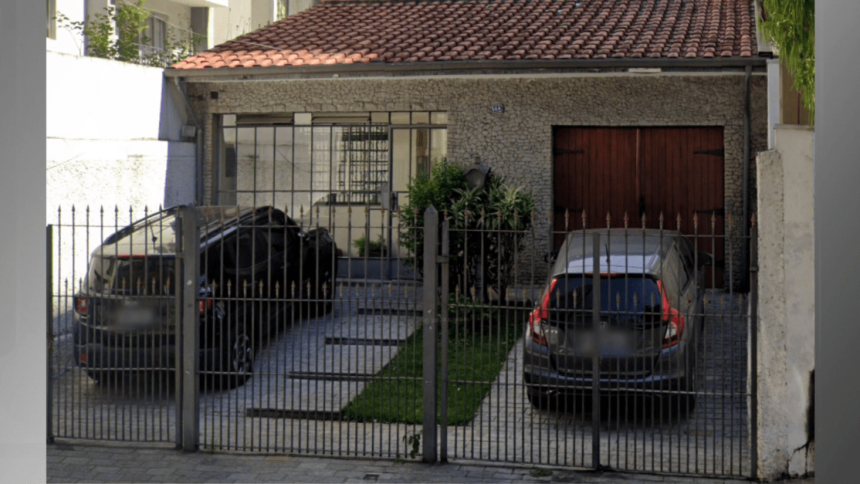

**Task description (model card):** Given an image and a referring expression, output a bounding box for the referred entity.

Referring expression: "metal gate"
[48,206,179,444]
[423,207,756,477]
[48,203,756,477]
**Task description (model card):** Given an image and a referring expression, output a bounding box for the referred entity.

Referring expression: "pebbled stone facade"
[186,72,768,286]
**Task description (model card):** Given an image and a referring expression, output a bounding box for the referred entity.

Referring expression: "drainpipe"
[742,65,752,290]
[172,77,204,206]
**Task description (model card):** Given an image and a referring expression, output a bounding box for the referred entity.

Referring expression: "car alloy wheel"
[230,332,254,375]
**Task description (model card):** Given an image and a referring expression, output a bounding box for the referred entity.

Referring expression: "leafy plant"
[115,1,150,63]
[353,234,387,257]
[55,1,204,68]
[532,468,552,477]
[399,159,535,304]
[758,0,815,125]
[403,432,421,459]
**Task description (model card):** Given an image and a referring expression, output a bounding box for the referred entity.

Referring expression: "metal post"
[46,225,54,444]
[592,232,601,469]
[749,218,759,478]
[179,206,200,451]
[422,205,439,463]
[439,219,450,462]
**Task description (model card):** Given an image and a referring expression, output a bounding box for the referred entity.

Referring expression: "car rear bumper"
[73,341,223,372]
[522,335,694,394]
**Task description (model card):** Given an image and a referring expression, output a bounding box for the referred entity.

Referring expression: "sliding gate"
[423,207,757,477]
[48,204,756,478]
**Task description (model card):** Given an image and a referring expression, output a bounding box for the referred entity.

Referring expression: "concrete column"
[755,125,815,480]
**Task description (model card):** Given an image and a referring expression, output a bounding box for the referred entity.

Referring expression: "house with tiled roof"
[165,0,771,287]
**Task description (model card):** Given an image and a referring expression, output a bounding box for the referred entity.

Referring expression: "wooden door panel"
[639,127,725,287]
[553,126,725,287]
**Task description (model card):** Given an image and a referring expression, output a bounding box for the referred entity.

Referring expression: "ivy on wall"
[758,0,815,125]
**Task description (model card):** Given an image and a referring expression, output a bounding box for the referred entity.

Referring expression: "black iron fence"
[47,204,756,477]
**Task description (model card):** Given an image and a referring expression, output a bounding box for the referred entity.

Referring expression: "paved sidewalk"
[47,440,814,484]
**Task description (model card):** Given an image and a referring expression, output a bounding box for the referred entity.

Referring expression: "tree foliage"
[758,0,815,125]
[56,0,203,68]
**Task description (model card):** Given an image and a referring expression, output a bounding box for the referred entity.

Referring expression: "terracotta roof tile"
[172,0,759,70]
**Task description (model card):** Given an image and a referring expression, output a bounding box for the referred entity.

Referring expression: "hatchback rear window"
[550,275,662,321]
[111,257,176,295]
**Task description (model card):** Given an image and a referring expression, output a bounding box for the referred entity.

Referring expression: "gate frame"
[421,206,759,476]
[179,206,201,451]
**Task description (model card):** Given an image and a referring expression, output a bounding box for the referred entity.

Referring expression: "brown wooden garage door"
[553,127,725,287]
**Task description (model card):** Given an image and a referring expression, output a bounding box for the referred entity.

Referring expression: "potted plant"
[353,234,387,257]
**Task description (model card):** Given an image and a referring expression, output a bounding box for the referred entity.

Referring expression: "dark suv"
[523,229,711,409]
[72,205,337,387]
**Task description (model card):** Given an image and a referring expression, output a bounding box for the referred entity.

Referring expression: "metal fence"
[425,208,756,477]
[48,204,756,478]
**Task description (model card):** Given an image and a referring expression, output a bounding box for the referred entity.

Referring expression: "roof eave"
[164,57,768,80]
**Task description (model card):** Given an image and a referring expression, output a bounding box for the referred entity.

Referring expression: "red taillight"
[657,281,685,348]
[80,353,87,364]
[529,278,558,346]
[74,296,88,317]
[199,299,213,315]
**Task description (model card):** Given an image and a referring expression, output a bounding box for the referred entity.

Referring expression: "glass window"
[431,112,448,125]
[47,0,56,39]
[411,112,430,125]
[218,113,447,223]
[220,127,237,206]
[391,129,413,193]
[371,112,389,124]
[430,129,447,165]
[391,112,410,125]
[139,14,168,57]
[412,129,430,177]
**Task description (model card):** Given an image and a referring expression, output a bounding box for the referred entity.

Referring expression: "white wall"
[755,125,815,479]
[47,50,196,328]
[48,51,187,141]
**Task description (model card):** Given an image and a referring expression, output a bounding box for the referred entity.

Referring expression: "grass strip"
[341,304,529,426]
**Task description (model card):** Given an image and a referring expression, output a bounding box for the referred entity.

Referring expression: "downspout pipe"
[742,65,752,290]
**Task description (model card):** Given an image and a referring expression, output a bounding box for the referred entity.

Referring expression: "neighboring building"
[165,0,769,287]
[47,0,321,58]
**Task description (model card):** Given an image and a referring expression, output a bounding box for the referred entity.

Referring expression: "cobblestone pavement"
[47,440,815,484]
[449,290,750,475]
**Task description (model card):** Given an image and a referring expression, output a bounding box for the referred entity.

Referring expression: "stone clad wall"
[186,72,767,284]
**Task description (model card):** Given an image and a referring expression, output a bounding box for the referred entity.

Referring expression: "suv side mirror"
[544,250,559,264]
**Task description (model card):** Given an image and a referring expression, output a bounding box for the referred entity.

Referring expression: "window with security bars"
[336,126,389,205]
[217,112,447,215]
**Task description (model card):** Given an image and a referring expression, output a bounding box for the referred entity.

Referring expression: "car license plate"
[113,305,158,330]
[574,329,632,354]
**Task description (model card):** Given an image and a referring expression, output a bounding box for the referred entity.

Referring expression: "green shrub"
[399,159,535,303]
[353,234,387,257]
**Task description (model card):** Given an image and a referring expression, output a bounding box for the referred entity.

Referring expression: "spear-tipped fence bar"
[47,203,755,478]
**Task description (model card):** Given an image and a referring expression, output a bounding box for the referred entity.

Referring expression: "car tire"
[218,319,255,389]
[526,387,556,411]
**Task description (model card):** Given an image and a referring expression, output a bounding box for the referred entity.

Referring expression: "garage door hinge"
[553,148,585,156]
[693,148,725,157]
